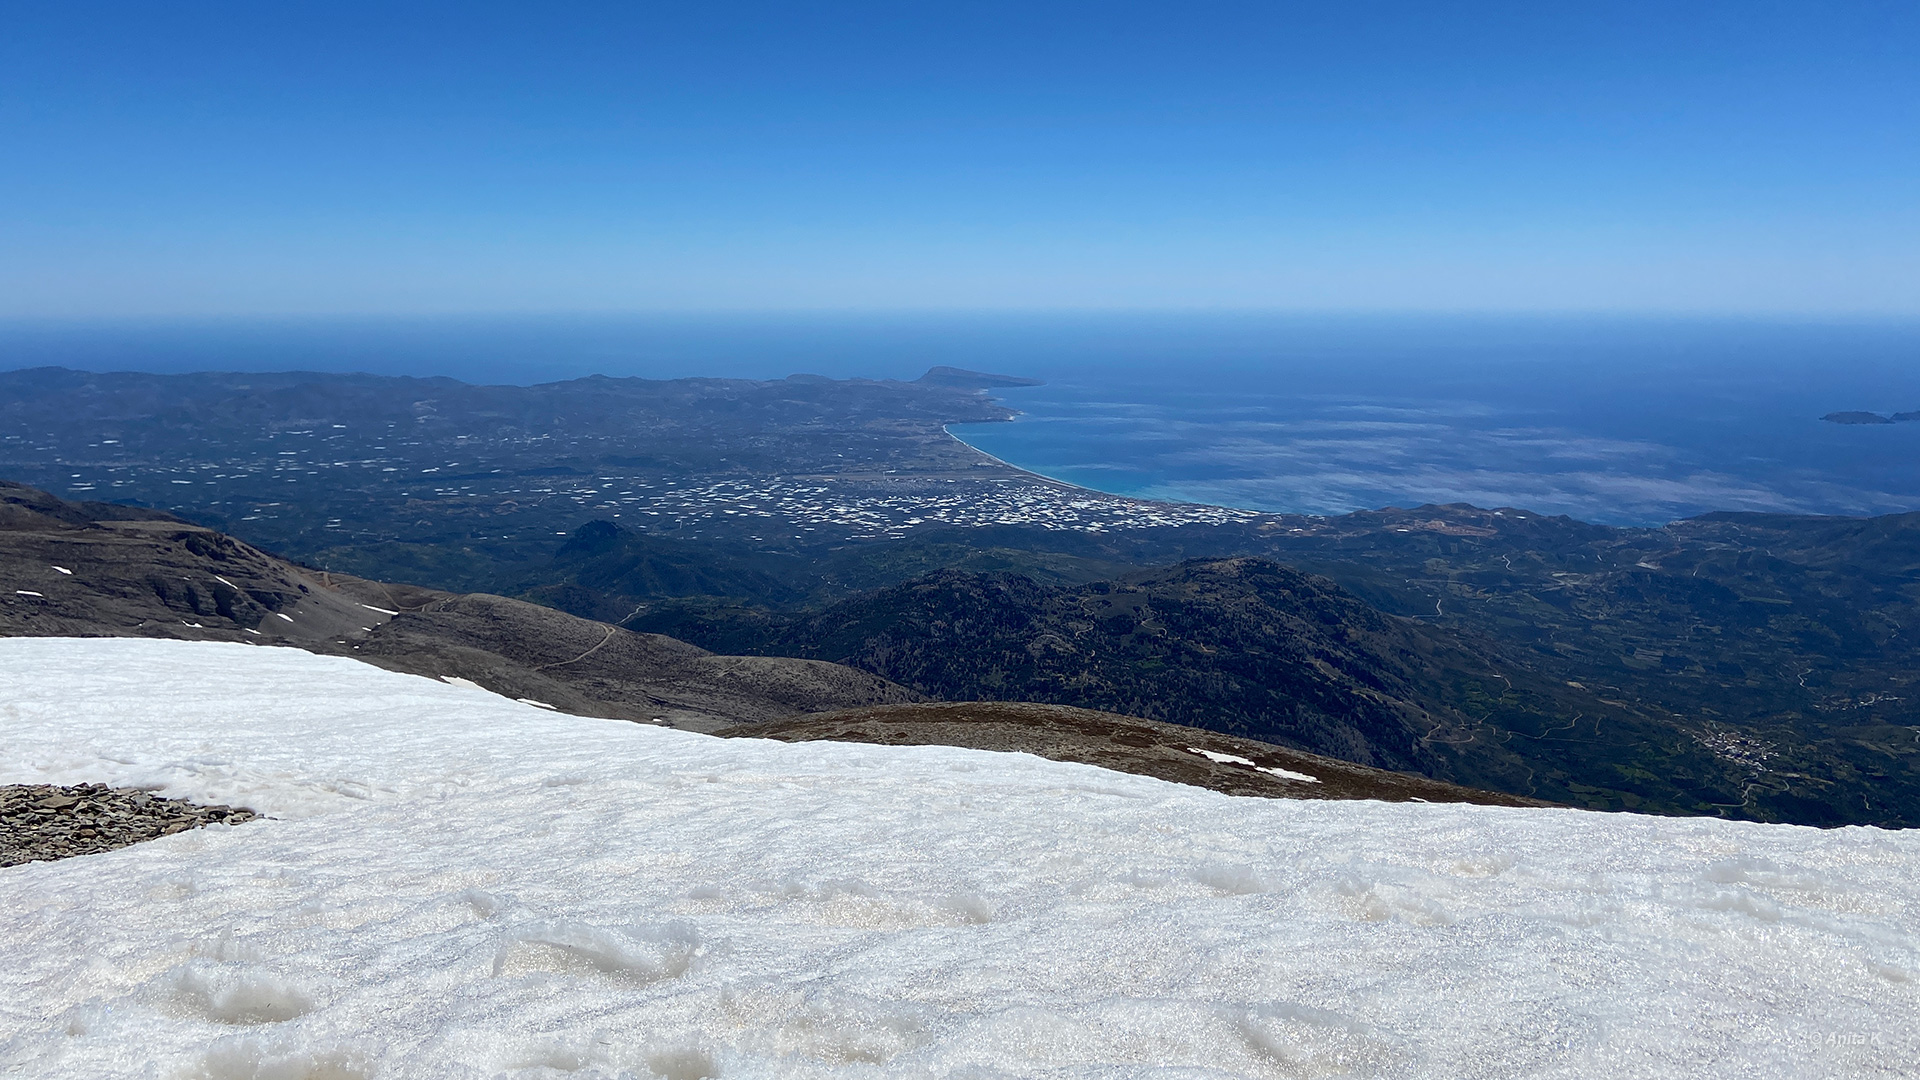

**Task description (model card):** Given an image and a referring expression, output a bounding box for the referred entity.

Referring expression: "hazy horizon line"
[6,308,1920,327]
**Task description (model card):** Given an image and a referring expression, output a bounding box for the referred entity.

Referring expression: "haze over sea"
[6,313,1920,526]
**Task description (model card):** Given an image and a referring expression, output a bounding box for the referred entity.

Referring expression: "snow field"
[0,637,1915,1079]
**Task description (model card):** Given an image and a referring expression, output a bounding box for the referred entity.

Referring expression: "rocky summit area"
[0,783,258,867]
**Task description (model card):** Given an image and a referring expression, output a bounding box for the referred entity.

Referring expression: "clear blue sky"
[3,1,1915,316]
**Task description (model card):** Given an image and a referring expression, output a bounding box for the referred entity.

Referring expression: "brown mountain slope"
[726,701,1554,809]
[347,592,920,728]
[0,480,914,728]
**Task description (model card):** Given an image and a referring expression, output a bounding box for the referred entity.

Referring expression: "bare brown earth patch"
[725,701,1555,808]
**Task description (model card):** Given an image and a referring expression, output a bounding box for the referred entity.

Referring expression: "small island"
[1821,410,1895,424]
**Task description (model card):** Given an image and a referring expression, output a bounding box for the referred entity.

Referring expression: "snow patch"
[1236,1001,1409,1076]
[1187,746,1256,767]
[494,920,701,982]
[196,1035,374,1080]
[0,638,1914,1078]
[452,888,507,919]
[644,1047,719,1080]
[1193,862,1273,895]
[170,964,317,1025]
[940,892,996,924]
[1186,745,1320,783]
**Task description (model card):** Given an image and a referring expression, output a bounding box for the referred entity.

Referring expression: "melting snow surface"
[0,637,1914,1079]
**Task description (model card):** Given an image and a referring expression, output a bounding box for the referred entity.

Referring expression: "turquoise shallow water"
[948,321,1920,525]
[7,313,1920,525]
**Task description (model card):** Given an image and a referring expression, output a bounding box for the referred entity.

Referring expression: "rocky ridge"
[0,480,914,729]
[727,701,1554,808]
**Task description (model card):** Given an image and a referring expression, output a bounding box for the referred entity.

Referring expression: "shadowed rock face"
[0,480,916,729]
[725,701,1553,809]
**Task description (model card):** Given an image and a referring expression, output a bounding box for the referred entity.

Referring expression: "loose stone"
[1,784,259,867]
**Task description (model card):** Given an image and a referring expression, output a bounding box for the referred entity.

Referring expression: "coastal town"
[3,377,1266,555]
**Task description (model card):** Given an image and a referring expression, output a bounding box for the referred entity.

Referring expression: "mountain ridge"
[0,479,913,729]
[3,479,1541,808]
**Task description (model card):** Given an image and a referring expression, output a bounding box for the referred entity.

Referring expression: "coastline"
[941,421,1267,521]
[940,365,1920,527]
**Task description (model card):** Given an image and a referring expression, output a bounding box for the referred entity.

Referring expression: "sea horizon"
[7,311,1920,526]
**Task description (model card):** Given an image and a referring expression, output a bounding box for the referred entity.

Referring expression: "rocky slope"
[1,784,258,867]
[0,480,914,729]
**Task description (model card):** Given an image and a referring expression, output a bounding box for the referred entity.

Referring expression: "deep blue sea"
[5,313,1920,525]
